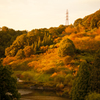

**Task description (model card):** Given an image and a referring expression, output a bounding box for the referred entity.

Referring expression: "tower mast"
[65,9,69,26]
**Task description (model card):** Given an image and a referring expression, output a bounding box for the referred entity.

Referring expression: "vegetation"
[0,26,27,57]
[71,62,90,100]
[0,61,20,100]
[0,9,100,99]
[85,92,100,100]
[58,38,76,57]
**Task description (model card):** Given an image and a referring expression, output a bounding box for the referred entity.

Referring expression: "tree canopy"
[0,63,20,100]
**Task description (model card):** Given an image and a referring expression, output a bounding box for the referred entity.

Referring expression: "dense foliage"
[74,9,100,29]
[58,38,76,57]
[71,62,90,100]
[85,92,100,100]
[0,62,20,100]
[89,50,100,93]
[5,25,66,58]
[0,26,26,57]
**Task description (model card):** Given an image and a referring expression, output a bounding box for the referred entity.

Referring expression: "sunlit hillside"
[1,9,100,98]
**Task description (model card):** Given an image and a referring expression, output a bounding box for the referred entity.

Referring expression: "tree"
[74,18,83,27]
[89,50,100,93]
[71,62,90,100]
[15,49,25,59]
[0,63,20,100]
[23,46,33,57]
[2,26,8,32]
[58,38,76,57]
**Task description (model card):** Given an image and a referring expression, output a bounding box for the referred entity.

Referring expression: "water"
[19,89,71,100]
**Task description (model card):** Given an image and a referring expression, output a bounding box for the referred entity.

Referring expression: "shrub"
[63,56,72,65]
[85,92,100,100]
[58,38,76,57]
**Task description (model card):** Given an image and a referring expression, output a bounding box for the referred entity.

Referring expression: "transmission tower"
[65,9,69,26]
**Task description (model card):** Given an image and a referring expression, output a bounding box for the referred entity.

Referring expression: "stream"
[18,89,71,100]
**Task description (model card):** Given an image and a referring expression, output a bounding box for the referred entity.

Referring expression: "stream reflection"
[19,89,70,100]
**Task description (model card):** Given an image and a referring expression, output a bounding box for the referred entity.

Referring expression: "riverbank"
[19,89,71,100]
[17,82,71,98]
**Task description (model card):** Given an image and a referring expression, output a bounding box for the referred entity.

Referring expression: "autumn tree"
[23,46,33,57]
[2,26,8,32]
[74,18,83,27]
[58,38,76,57]
[15,49,25,59]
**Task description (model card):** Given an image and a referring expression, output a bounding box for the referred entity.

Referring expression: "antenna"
[65,9,69,26]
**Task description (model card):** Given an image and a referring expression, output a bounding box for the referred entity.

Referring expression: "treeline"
[74,9,100,29]
[4,25,66,58]
[0,26,27,57]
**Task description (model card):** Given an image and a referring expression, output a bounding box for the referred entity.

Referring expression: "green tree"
[0,64,20,100]
[89,50,100,93]
[58,38,76,57]
[71,62,90,100]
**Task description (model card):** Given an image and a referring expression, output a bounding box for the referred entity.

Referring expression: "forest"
[0,9,100,100]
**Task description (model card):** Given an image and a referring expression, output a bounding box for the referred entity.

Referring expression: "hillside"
[1,9,100,98]
[74,9,100,29]
[0,26,27,57]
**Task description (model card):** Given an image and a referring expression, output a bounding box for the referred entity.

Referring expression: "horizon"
[0,0,100,31]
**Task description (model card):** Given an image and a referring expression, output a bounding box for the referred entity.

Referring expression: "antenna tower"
[65,9,69,26]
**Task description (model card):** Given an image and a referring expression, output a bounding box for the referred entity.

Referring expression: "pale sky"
[0,0,100,31]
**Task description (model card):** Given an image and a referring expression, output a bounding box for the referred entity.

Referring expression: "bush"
[63,56,72,65]
[85,92,100,100]
[58,38,76,57]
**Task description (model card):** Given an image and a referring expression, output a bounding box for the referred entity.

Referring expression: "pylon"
[65,9,69,26]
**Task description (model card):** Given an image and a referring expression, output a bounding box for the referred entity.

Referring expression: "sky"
[0,0,100,31]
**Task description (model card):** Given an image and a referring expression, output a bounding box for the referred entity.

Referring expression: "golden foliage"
[3,56,16,66]
[40,46,48,52]
[65,26,76,34]
[50,72,57,78]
